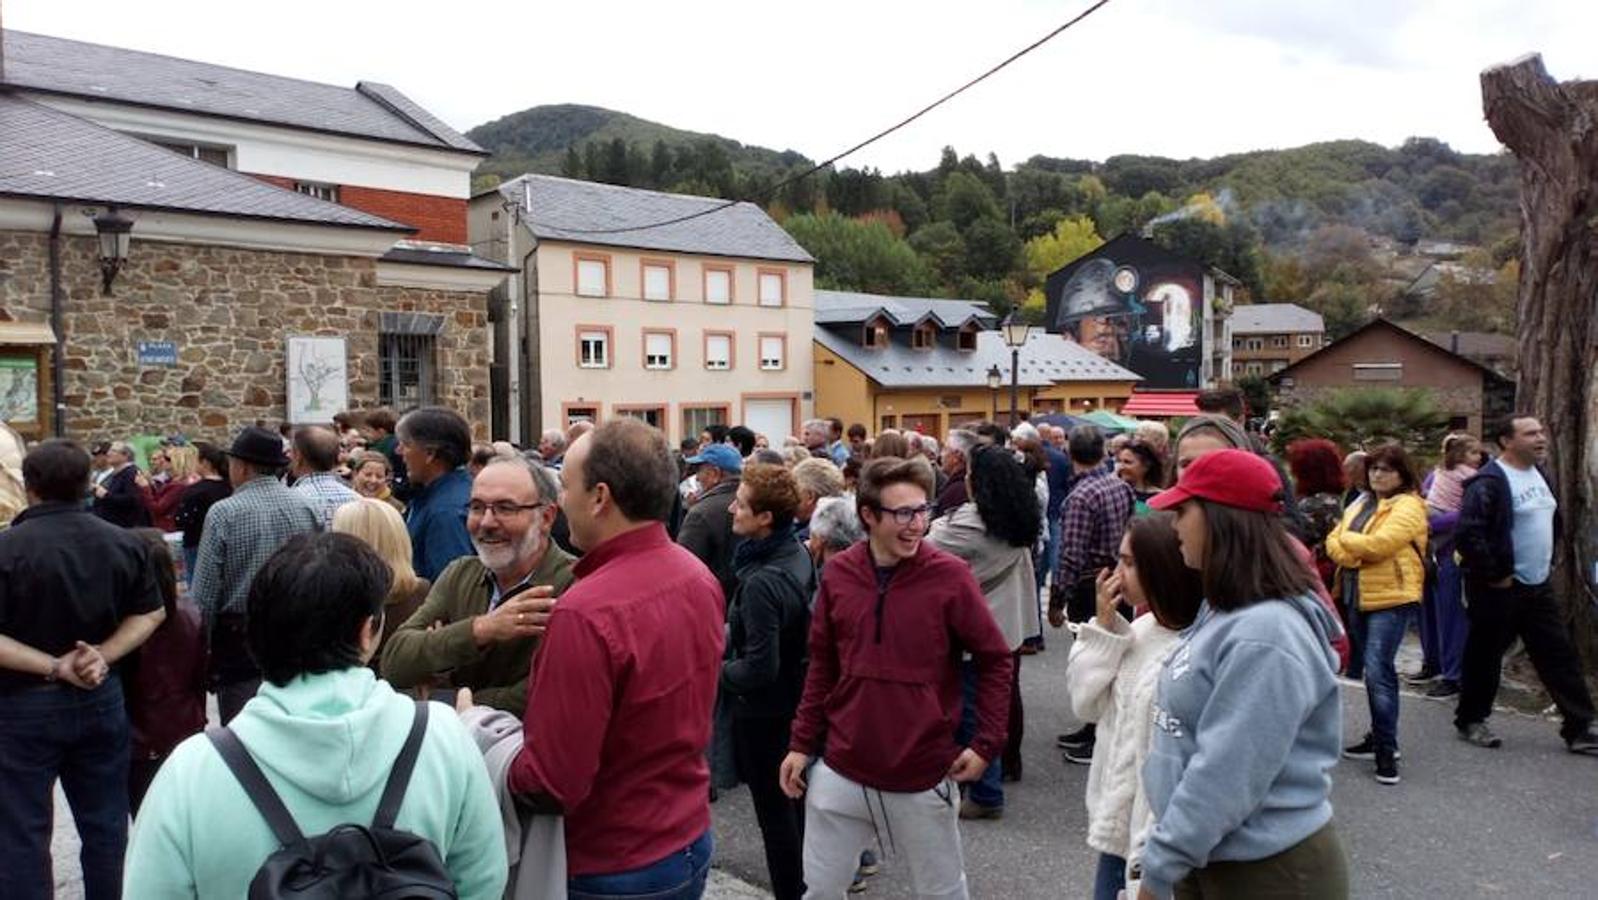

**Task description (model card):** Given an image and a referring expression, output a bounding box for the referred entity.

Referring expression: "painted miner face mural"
[1046,238,1206,389]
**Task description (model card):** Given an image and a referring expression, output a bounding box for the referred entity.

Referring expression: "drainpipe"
[48,203,66,437]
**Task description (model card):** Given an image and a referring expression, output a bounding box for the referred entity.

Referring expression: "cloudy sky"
[7,0,1593,171]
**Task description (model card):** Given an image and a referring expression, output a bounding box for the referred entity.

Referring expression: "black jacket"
[1455,460,1562,585]
[94,466,152,529]
[678,478,741,602]
[721,534,815,718]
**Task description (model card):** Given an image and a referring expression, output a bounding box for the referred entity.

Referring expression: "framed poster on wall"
[286,336,348,424]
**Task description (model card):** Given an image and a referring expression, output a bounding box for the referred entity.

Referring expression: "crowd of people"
[0,391,1595,900]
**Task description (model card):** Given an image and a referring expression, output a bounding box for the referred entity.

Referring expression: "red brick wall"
[339,185,466,243]
[244,174,466,243]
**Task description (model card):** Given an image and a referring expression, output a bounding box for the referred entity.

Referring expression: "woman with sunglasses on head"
[1135,449,1348,900]
[1324,443,1427,786]
[928,444,1040,818]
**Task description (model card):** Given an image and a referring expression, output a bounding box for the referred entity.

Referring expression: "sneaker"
[857,851,880,877]
[1342,734,1401,761]
[1404,665,1439,684]
[1458,722,1503,748]
[1056,723,1095,750]
[1425,679,1460,699]
[959,798,1004,820]
[1062,742,1095,765]
[1375,747,1400,785]
[1566,728,1598,756]
[848,876,868,894]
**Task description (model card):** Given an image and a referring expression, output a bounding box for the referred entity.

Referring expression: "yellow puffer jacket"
[1325,493,1428,611]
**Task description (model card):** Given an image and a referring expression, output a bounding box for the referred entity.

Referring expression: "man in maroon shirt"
[779,456,1012,899]
[509,419,724,898]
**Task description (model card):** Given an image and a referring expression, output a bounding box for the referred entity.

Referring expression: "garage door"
[744,398,795,445]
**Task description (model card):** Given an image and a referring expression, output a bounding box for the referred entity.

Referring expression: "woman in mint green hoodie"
[1135,449,1349,899]
[124,533,507,899]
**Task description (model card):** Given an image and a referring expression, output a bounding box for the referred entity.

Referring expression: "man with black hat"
[189,426,320,723]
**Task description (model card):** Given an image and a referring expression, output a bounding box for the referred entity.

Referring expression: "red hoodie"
[789,540,1013,793]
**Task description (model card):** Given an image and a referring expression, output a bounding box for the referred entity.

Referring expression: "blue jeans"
[1362,605,1412,752]
[568,829,713,899]
[956,660,1003,807]
[1027,517,1062,645]
[0,678,130,900]
[1094,852,1127,900]
[1432,550,1469,683]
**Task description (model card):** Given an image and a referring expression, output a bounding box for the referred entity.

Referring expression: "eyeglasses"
[465,501,548,518]
[876,503,932,525]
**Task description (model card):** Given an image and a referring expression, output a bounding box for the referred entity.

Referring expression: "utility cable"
[540,0,1116,235]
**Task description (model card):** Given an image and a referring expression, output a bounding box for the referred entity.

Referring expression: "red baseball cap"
[1149,448,1284,514]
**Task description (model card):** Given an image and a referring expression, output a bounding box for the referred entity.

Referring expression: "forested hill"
[467,104,1521,337]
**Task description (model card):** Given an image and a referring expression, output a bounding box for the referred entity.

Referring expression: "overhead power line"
[541,0,1117,236]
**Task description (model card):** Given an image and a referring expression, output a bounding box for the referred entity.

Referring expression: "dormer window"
[956,326,978,352]
[863,318,890,349]
[912,324,936,350]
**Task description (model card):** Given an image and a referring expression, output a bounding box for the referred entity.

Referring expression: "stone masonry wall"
[0,231,489,441]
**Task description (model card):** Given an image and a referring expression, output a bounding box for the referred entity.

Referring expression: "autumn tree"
[1481,53,1598,662]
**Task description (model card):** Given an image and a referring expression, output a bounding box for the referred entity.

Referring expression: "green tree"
[939,172,1003,231]
[601,137,630,185]
[1236,375,1274,420]
[1024,215,1104,278]
[561,146,583,178]
[783,213,935,296]
[1270,388,1449,460]
[961,218,1023,281]
[649,139,674,187]
[908,221,967,284]
[1304,281,1372,339]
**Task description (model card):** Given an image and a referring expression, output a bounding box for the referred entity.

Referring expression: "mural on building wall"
[0,357,39,425]
[1046,236,1205,390]
[287,336,348,424]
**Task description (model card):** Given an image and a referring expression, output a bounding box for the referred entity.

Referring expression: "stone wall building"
[0,27,505,442]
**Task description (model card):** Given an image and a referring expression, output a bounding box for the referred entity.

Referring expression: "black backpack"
[207,701,457,899]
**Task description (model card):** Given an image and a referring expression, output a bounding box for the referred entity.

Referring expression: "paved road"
[47,636,1598,898]
[707,635,1598,899]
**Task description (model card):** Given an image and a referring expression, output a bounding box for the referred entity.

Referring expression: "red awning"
[1119,391,1200,417]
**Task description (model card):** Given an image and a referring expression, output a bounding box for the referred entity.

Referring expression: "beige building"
[471,176,815,444]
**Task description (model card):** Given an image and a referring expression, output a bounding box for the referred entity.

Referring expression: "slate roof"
[814,290,996,328]
[494,175,813,264]
[1230,303,1325,334]
[2,30,483,154]
[0,93,409,231]
[380,245,514,271]
[816,325,1140,389]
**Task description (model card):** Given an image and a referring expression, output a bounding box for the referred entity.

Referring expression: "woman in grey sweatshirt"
[1135,449,1350,899]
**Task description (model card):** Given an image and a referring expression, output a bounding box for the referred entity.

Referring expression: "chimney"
[1450,330,1460,354]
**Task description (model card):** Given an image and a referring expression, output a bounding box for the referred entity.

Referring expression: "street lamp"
[1001,313,1031,426]
[985,364,1002,421]
[93,207,134,296]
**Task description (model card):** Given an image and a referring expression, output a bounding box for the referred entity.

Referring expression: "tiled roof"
[814,290,996,328]
[495,175,813,264]
[1230,303,1325,334]
[2,30,483,154]
[0,93,409,231]
[816,326,1140,389]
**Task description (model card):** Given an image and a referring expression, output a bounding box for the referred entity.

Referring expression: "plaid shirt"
[1056,467,1135,589]
[190,476,321,620]
[292,471,360,531]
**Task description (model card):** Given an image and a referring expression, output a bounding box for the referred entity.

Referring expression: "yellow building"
[812,291,1140,437]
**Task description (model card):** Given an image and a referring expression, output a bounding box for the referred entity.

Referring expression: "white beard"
[473,526,545,576]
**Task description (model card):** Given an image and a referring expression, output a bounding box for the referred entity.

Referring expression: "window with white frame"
[705,268,732,304]
[579,330,609,368]
[758,271,785,307]
[644,332,674,369]
[1271,335,1288,349]
[1245,337,1264,351]
[759,335,785,370]
[295,181,339,203]
[1298,334,1317,348]
[643,263,672,301]
[1270,360,1288,373]
[1245,361,1264,376]
[576,258,609,297]
[151,140,230,167]
[705,334,732,370]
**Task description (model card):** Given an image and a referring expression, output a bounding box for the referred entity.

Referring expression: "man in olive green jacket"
[382,456,575,714]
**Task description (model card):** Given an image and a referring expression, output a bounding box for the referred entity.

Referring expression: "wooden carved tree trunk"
[1482,55,1598,664]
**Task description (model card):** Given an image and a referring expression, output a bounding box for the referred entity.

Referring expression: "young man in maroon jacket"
[779,456,1013,899]
[508,419,725,898]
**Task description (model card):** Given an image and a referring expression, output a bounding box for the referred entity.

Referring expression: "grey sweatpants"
[802,760,969,899]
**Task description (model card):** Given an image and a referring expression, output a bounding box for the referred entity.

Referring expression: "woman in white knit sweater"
[1066,514,1204,900]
